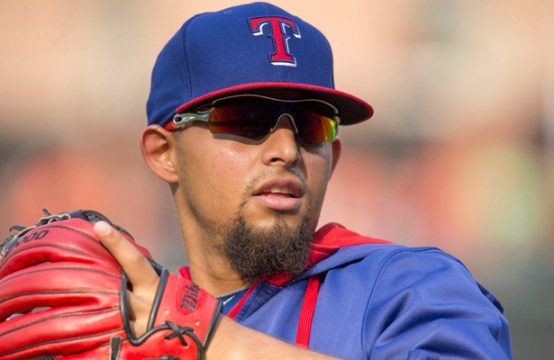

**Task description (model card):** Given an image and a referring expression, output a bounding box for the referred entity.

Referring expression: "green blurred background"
[0,1,552,358]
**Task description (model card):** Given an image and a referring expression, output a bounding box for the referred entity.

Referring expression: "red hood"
[265,223,393,286]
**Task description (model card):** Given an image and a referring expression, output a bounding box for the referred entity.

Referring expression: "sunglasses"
[165,94,340,145]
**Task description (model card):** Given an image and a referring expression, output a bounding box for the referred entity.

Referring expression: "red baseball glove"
[0,210,221,359]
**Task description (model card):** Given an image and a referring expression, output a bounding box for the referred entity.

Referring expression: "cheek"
[212,146,252,189]
[183,145,252,214]
[305,145,334,178]
[302,147,334,201]
[220,147,251,175]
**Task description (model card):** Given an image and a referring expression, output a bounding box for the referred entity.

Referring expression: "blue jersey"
[220,223,512,359]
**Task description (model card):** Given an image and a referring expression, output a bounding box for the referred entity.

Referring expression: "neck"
[186,252,250,296]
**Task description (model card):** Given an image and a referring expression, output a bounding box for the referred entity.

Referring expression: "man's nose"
[260,115,301,167]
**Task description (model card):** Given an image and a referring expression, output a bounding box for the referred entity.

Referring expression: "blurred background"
[0,0,551,357]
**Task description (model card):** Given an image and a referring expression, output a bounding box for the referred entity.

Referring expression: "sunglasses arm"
[172,110,212,129]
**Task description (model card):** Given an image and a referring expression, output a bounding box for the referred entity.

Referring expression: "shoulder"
[355,245,511,358]
[319,243,512,358]
[307,241,512,358]
[328,242,502,310]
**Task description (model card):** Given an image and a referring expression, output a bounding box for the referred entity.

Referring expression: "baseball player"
[0,2,512,359]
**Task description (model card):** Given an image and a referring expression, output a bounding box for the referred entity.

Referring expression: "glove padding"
[0,210,221,359]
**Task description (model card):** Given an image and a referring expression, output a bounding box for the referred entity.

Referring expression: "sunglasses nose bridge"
[271,113,300,136]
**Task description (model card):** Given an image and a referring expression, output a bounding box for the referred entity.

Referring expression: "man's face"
[172,116,339,281]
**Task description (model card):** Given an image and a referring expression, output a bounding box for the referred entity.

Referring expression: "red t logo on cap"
[249,16,301,66]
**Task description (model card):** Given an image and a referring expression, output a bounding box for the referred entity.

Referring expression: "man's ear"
[140,125,180,184]
[331,137,342,174]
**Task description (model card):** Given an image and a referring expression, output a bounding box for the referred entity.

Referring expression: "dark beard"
[219,213,314,283]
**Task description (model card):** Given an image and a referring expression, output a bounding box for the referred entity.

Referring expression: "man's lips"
[252,178,304,211]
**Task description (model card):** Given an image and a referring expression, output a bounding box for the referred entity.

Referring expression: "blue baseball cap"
[146,2,373,127]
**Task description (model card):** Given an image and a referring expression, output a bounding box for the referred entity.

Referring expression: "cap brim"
[174,82,373,125]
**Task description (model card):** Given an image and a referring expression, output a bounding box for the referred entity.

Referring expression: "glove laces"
[164,321,204,359]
